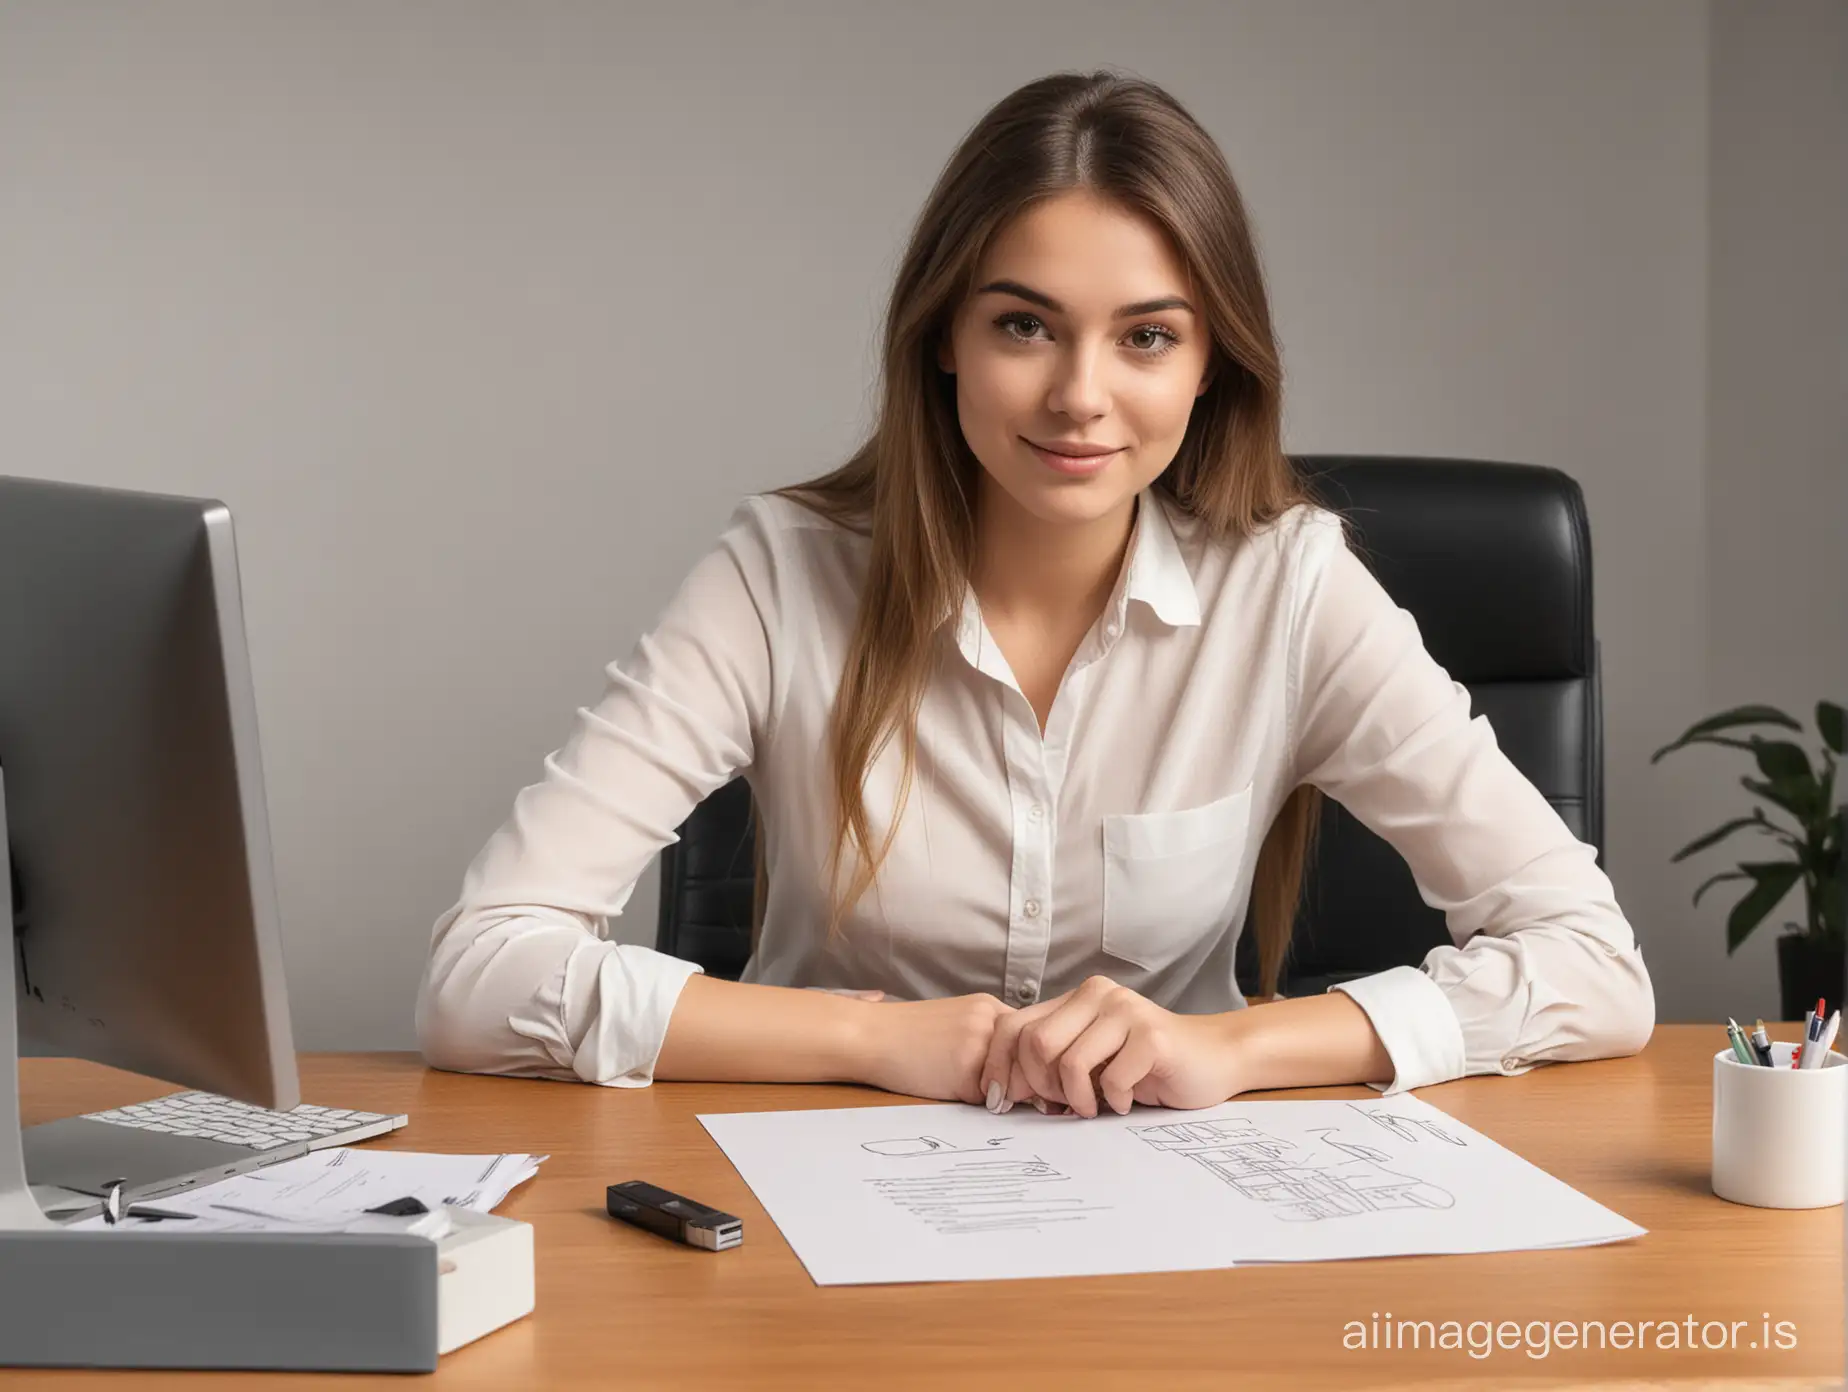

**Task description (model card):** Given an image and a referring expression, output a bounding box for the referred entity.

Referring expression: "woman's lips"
[1025,441,1121,475]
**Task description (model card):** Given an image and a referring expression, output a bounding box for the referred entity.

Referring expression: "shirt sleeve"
[1285,511,1655,1095]
[414,496,789,1087]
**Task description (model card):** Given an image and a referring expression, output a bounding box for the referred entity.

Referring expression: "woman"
[415,69,1653,1120]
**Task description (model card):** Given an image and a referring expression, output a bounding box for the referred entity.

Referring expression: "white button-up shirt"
[416,488,1654,1096]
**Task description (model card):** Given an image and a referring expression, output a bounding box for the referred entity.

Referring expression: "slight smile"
[1022,439,1123,475]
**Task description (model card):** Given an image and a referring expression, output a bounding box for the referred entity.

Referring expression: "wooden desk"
[8,1024,1842,1390]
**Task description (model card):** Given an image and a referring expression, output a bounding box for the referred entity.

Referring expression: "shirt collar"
[1116,488,1203,630]
[950,487,1202,661]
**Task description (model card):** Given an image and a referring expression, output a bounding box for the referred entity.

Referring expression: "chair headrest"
[1292,455,1595,682]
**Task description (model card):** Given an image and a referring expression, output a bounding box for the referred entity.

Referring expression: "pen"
[1751,1018,1775,1066]
[1726,1020,1756,1065]
[1796,1007,1823,1068]
[1793,1009,1815,1067]
[1802,1009,1840,1069]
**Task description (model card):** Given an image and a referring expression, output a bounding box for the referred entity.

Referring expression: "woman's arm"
[653,975,866,1082]
[655,975,1017,1104]
[1222,991,1395,1093]
[1287,513,1655,1095]
[416,498,786,1086]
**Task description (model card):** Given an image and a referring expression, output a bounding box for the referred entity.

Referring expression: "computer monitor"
[0,474,299,1128]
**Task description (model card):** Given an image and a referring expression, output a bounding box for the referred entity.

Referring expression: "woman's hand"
[979,976,1242,1117]
[857,993,1016,1104]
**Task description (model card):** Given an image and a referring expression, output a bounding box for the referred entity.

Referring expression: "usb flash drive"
[605,1180,743,1251]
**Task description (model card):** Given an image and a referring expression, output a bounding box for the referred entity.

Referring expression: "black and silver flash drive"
[605,1180,743,1251]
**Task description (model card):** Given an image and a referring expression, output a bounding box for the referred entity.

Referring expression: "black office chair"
[656,455,1604,997]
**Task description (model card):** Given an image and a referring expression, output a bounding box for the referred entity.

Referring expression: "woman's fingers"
[979,1008,1031,1112]
[1005,1058,1067,1111]
[1096,1032,1159,1115]
[1014,993,1104,1102]
[1056,1015,1133,1118]
[980,982,1150,1117]
[981,991,1072,1112]
[982,1007,1048,1113]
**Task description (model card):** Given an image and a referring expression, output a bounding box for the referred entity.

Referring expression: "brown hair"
[755,69,1322,997]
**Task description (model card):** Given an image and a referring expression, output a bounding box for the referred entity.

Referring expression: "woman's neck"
[970,482,1139,633]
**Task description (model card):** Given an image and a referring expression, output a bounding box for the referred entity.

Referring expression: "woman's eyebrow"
[975,278,1195,319]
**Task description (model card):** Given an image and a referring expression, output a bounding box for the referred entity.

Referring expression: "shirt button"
[1023,899,1041,918]
[1028,803,1044,822]
[1017,982,1036,1003]
[1104,621,1120,638]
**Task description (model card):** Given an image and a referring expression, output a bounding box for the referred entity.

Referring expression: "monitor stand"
[0,769,441,1371]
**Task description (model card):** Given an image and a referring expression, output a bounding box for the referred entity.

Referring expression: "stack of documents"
[69,1149,546,1234]
[699,1095,1646,1285]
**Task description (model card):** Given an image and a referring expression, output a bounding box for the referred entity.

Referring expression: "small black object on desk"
[606,1180,743,1250]
[364,1195,430,1217]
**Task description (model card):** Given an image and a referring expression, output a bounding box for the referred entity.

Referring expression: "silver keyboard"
[81,1090,408,1152]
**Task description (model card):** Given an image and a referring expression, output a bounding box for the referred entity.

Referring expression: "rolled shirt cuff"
[1328,964,1466,1095]
[570,944,707,1087]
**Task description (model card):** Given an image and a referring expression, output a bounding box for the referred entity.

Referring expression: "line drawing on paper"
[864,1154,1113,1235]
[1345,1102,1466,1147]
[1129,1117,1455,1220]
[861,1135,1013,1158]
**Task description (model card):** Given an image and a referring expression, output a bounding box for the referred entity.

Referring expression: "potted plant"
[1652,700,1844,1020]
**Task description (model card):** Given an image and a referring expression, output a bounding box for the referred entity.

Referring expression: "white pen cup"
[1711,1043,1846,1209]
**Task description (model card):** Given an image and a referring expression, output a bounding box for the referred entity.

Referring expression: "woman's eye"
[994,312,1180,357]
[1129,326,1180,354]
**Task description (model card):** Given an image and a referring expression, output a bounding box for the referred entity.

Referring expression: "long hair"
[757,69,1322,998]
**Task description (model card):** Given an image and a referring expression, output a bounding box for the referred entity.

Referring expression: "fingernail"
[985,1079,1003,1112]
[1030,1097,1048,1114]
[999,1097,1014,1114]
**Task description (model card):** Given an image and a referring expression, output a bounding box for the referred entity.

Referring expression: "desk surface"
[10,1024,1843,1390]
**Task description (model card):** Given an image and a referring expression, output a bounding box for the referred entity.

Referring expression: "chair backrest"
[657,456,1603,993]
[657,774,758,982]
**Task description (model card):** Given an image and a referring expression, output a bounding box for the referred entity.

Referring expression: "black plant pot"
[1776,932,1845,1022]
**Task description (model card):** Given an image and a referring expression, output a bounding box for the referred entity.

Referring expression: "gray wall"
[1702,0,1848,1019]
[0,0,1839,1049]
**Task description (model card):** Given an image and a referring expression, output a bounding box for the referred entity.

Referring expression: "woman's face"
[937,190,1214,531]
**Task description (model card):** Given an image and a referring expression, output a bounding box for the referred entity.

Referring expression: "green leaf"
[1692,869,1750,906]
[1726,863,1803,952]
[1651,704,1802,763]
[1743,775,1821,821]
[1659,734,1763,758]
[1750,739,1815,785]
[1820,701,1845,755]
[1671,814,1776,863]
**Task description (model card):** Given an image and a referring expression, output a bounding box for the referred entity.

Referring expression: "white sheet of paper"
[66,1148,545,1234]
[699,1095,1645,1285]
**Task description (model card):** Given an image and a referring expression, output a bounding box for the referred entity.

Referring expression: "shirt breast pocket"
[1101,784,1254,971]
